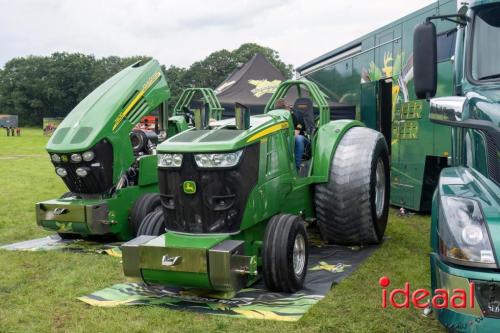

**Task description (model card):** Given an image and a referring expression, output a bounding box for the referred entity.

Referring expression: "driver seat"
[292,98,314,176]
[293,98,315,136]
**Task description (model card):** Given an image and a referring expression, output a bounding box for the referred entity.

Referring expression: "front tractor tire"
[315,127,390,245]
[130,193,162,236]
[137,210,166,236]
[262,214,308,292]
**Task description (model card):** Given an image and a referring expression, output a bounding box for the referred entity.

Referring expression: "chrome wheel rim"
[375,158,386,218]
[293,233,306,277]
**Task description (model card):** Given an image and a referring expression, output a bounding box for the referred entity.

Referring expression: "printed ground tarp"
[79,241,378,321]
[0,235,122,257]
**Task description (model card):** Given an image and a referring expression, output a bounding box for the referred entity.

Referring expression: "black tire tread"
[314,127,389,245]
[130,193,161,236]
[137,210,166,236]
[262,214,308,292]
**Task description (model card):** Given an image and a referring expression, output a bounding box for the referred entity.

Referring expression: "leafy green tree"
[0,44,292,126]
[0,53,148,126]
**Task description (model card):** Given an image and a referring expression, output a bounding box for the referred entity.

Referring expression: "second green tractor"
[123,80,391,292]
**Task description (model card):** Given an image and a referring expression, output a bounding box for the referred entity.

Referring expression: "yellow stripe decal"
[112,71,162,131]
[246,121,289,143]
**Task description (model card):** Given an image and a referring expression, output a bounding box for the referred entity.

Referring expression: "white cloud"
[0,0,438,70]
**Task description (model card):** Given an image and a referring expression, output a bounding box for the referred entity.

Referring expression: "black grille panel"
[485,132,499,185]
[51,140,114,194]
[159,144,259,234]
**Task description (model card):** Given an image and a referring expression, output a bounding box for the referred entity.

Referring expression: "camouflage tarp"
[0,235,122,257]
[79,242,377,321]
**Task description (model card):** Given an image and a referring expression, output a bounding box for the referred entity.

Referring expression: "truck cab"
[413,1,500,331]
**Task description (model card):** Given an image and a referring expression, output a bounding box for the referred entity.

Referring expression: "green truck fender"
[311,119,365,182]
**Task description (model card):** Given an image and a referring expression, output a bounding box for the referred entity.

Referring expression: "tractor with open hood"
[35,59,223,240]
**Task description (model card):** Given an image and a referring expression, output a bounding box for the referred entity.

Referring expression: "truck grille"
[158,144,259,234]
[485,132,499,185]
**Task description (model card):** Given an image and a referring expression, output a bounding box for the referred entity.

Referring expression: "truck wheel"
[130,193,162,236]
[137,210,166,236]
[262,214,308,292]
[315,127,390,245]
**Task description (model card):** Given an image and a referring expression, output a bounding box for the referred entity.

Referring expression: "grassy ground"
[0,128,445,332]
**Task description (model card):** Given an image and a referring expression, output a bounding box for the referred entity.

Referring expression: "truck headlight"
[70,153,82,163]
[55,167,67,177]
[82,150,95,162]
[194,150,243,168]
[439,196,497,268]
[158,153,183,168]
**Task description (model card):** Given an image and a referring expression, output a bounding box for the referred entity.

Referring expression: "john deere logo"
[183,181,196,194]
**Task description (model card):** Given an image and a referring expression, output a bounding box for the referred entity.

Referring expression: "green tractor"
[35,59,223,241]
[122,80,390,292]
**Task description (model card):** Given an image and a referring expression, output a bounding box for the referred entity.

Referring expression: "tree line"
[0,43,293,126]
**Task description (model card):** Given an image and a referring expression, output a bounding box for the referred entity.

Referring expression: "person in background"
[11,127,15,136]
[4,126,9,136]
[274,98,307,170]
[16,127,20,136]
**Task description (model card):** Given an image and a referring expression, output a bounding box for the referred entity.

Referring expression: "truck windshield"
[471,5,500,81]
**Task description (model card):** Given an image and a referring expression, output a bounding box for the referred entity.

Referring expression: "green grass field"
[0,128,445,332]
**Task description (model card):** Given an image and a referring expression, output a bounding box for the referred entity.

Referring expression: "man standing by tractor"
[274,98,308,170]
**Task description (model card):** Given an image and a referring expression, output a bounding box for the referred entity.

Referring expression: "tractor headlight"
[158,153,183,168]
[55,167,67,177]
[439,196,497,268]
[82,150,95,162]
[75,167,90,177]
[70,153,82,163]
[194,150,243,168]
[51,154,61,163]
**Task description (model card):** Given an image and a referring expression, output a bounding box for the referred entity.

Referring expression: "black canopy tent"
[214,53,356,121]
[215,53,297,118]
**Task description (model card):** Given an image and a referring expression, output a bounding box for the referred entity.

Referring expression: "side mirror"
[429,96,466,124]
[413,21,437,99]
[235,103,250,130]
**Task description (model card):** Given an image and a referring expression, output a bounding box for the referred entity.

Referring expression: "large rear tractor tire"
[262,214,308,292]
[314,127,390,245]
[137,210,166,236]
[130,193,162,236]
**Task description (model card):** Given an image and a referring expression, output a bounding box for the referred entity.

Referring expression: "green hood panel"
[47,59,169,152]
[46,59,170,185]
[158,113,286,153]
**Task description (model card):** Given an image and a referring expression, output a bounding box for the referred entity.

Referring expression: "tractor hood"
[157,110,291,153]
[47,59,169,153]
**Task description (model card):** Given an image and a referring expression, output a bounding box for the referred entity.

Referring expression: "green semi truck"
[122,80,390,292]
[35,59,223,241]
[297,0,459,212]
[412,1,500,332]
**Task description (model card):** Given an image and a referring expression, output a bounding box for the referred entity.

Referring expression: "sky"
[0,0,440,70]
